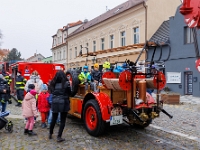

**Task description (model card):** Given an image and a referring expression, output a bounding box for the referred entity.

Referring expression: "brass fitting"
[139,113,148,121]
[151,112,159,119]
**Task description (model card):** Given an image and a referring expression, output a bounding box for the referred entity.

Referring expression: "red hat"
[30,90,37,96]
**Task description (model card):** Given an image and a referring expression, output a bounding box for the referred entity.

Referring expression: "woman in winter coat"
[49,70,71,142]
[22,89,38,136]
[25,71,43,94]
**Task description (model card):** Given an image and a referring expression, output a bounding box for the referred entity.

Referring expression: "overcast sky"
[0,0,126,59]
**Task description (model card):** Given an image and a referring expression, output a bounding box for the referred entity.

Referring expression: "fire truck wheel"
[66,70,79,97]
[83,99,105,136]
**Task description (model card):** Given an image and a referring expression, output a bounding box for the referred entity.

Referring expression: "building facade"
[66,0,181,70]
[148,6,200,97]
[26,53,45,62]
[51,21,83,67]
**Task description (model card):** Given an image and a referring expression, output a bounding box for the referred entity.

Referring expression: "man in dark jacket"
[3,72,12,104]
[0,74,8,112]
[90,63,102,92]
[15,71,27,107]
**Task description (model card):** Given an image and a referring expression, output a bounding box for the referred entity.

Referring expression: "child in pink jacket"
[22,90,38,136]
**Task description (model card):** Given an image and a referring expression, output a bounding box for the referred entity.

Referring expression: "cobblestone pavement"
[0,97,200,149]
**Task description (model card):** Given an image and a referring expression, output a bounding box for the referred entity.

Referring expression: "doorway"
[184,71,193,95]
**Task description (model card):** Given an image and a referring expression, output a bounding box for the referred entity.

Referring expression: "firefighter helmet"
[103,61,110,69]
[94,63,99,68]
[83,66,88,70]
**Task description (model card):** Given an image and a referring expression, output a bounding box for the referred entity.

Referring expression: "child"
[22,89,38,136]
[38,84,50,128]
[24,84,35,124]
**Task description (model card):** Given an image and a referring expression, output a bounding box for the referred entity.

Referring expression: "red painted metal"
[195,59,200,72]
[134,72,145,79]
[9,62,64,93]
[102,71,116,88]
[153,71,166,90]
[119,70,132,90]
[180,0,200,28]
[91,92,113,121]
[85,106,98,130]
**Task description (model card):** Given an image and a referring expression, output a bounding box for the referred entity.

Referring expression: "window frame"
[101,38,105,50]
[120,31,126,46]
[93,41,96,52]
[184,27,194,44]
[110,35,114,49]
[133,27,139,44]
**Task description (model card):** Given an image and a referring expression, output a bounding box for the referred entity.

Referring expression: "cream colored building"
[51,21,83,66]
[66,0,181,70]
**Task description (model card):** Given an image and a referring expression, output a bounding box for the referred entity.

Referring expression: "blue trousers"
[0,101,7,112]
[48,109,60,124]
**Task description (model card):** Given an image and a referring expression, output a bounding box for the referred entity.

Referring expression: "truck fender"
[83,92,113,121]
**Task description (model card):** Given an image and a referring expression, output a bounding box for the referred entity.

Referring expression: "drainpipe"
[143,1,148,61]
[66,27,68,70]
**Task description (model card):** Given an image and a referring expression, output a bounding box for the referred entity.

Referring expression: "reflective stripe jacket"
[15,75,27,90]
[78,72,91,84]
[4,75,12,86]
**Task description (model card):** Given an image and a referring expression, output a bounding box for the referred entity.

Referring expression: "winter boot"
[28,130,37,136]
[47,124,50,129]
[24,129,28,135]
[49,134,52,139]
[15,103,21,107]
[57,136,65,142]
[41,123,47,128]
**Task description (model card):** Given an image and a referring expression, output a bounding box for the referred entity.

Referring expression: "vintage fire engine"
[66,42,173,137]
[9,62,64,93]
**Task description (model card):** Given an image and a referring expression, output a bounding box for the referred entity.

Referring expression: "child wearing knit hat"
[22,89,38,136]
[37,84,50,128]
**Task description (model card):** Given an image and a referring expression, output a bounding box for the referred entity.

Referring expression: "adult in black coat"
[49,70,71,142]
[0,74,8,112]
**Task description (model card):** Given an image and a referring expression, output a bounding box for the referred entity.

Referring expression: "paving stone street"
[0,95,200,150]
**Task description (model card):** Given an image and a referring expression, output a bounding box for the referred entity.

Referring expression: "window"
[93,41,96,52]
[54,39,56,46]
[54,52,56,61]
[70,49,72,60]
[133,27,139,44]
[63,50,65,59]
[75,47,77,58]
[184,27,194,44]
[60,51,62,60]
[86,43,89,51]
[101,38,105,50]
[121,31,126,46]
[110,35,114,48]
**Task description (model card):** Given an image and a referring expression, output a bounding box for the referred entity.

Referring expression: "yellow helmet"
[103,61,110,69]
[94,63,99,68]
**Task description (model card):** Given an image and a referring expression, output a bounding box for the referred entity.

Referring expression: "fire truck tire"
[66,70,79,97]
[83,99,105,136]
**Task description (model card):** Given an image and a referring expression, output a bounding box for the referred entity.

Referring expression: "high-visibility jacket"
[78,72,91,84]
[15,75,27,90]
[4,75,12,86]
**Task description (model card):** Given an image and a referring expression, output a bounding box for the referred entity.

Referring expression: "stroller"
[0,108,13,133]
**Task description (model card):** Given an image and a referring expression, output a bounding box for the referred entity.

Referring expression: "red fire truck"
[66,42,173,137]
[9,62,64,93]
